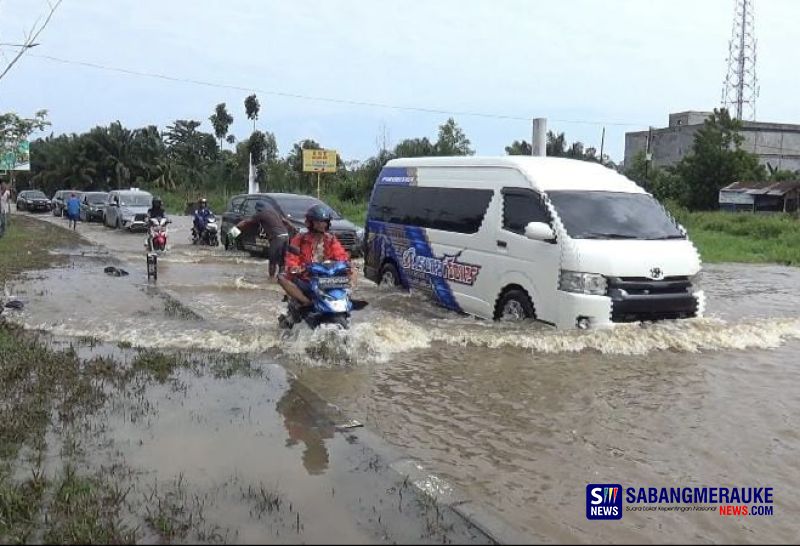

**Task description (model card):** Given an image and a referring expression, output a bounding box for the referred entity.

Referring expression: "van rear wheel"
[378,262,400,287]
[495,289,534,321]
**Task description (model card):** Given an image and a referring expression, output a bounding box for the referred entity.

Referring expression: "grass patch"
[209,354,262,380]
[157,189,228,217]
[0,468,47,544]
[43,466,136,544]
[672,208,800,265]
[319,193,368,226]
[144,473,226,543]
[0,215,82,286]
[130,350,193,384]
[0,324,107,461]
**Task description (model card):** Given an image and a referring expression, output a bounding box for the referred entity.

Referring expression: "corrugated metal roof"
[722,180,800,195]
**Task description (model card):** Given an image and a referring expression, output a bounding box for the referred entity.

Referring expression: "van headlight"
[559,271,607,295]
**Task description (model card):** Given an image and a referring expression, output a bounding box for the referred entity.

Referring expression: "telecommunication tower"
[721,0,758,120]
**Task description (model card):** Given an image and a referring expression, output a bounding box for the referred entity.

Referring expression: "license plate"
[317,277,349,289]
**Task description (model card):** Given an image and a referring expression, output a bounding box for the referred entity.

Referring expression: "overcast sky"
[1,0,798,164]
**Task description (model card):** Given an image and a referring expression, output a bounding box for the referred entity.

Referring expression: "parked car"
[51,190,82,217]
[16,190,51,212]
[221,193,362,257]
[79,191,109,222]
[103,189,153,231]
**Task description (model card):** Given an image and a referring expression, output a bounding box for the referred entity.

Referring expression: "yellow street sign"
[302,149,337,173]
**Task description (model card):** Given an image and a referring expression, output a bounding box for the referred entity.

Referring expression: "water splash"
[429,316,800,355]
[280,317,432,367]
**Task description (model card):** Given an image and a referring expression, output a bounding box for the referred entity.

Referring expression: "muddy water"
[8,214,800,542]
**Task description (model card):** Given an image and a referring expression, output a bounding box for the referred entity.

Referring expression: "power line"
[28,53,646,128]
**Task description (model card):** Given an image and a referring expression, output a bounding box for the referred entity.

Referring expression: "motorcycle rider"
[147,197,167,220]
[234,200,295,280]
[145,197,169,251]
[192,198,215,243]
[278,204,352,307]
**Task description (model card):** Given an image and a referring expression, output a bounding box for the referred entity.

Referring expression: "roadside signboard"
[302,149,337,173]
[0,140,30,171]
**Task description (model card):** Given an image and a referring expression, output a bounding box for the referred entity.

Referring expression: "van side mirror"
[524,222,555,241]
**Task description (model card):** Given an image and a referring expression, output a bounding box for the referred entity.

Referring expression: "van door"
[496,188,561,324]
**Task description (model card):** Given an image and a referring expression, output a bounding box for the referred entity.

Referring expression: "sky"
[1,0,798,165]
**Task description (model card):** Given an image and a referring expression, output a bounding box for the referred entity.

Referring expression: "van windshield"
[546,191,685,240]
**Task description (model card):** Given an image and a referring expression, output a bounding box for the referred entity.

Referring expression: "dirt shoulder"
[0,215,85,286]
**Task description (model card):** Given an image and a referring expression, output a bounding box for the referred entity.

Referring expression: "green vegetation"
[8,100,482,216]
[43,466,136,544]
[0,215,82,285]
[672,207,800,265]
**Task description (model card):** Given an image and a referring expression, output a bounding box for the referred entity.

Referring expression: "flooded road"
[7,212,800,542]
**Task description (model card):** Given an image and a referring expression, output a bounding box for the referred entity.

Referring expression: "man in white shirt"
[0,182,11,237]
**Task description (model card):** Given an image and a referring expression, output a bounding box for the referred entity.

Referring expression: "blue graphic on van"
[377,167,417,186]
[401,247,482,286]
[366,219,462,312]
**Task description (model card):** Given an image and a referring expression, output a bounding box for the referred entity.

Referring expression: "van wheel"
[378,262,400,287]
[494,289,534,321]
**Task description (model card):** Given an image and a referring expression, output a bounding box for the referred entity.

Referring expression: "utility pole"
[599,127,606,165]
[531,118,546,157]
[644,126,653,189]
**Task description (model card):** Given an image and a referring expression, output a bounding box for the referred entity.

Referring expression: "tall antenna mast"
[722,0,758,120]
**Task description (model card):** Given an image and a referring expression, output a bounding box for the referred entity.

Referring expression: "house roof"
[721,180,800,196]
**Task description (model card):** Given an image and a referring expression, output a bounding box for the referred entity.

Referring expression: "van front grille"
[607,276,697,323]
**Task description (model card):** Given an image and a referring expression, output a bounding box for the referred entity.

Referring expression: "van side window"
[502,189,551,235]
[369,186,492,234]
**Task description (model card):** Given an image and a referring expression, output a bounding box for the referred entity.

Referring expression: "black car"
[16,190,51,212]
[51,190,81,217]
[221,193,362,257]
[79,191,109,222]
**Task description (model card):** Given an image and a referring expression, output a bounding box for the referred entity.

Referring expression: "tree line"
[5,101,793,213]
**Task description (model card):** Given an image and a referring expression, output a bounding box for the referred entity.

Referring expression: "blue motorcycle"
[279,261,359,330]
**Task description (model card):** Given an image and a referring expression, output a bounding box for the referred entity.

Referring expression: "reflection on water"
[276,380,335,476]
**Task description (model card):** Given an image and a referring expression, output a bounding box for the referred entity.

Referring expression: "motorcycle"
[278,260,366,330]
[192,215,220,246]
[146,217,170,252]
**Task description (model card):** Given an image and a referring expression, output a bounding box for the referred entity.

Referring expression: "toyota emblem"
[650,267,663,280]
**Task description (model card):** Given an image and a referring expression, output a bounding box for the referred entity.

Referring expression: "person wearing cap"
[232,200,295,280]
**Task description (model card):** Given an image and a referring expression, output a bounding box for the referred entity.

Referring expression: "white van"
[362,156,704,329]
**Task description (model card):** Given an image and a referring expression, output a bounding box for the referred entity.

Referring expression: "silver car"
[103,189,153,231]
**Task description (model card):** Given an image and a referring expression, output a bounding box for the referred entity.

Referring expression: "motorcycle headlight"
[558,271,607,296]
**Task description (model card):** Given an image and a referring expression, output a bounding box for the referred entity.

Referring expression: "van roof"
[385,156,645,193]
